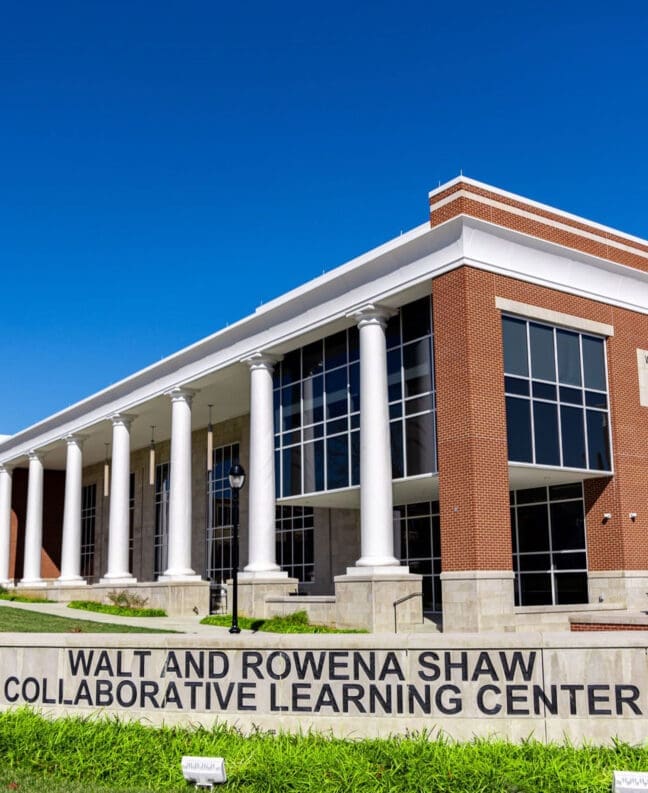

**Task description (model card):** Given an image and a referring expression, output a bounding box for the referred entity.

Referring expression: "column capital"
[0,463,14,475]
[27,450,45,463]
[64,433,87,448]
[165,386,198,405]
[347,303,397,329]
[241,351,281,371]
[109,413,136,429]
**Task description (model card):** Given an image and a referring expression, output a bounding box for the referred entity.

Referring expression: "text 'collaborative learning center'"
[1,176,648,633]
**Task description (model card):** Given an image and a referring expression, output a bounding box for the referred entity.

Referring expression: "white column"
[0,465,14,586]
[57,435,87,586]
[101,414,137,583]
[242,353,284,576]
[352,304,400,570]
[20,451,46,587]
[161,387,200,580]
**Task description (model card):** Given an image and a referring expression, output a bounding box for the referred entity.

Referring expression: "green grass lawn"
[0,710,645,792]
[0,606,173,633]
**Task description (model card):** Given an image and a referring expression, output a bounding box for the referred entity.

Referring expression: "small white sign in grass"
[181,756,227,788]
[613,770,648,792]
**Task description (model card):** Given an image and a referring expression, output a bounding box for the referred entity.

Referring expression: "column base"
[54,577,87,588]
[99,574,138,585]
[588,571,648,610]
[17,578,47,589]
[441,570,515,633]
[344,565,409,577]
[242,564,286,576]
[158,572,202,583]
[0,580,15,588]
[239,569,289,580]
[334,570,422,632]
[228,576,297,618]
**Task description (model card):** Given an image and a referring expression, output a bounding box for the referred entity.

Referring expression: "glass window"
[582,336,606,391]
[511,483,588,606]
[506,397,532,463]
[154,462,170,579]
[80,483,97,581]
[556,329,581,386]
[276,505,315,583]
[530,323,555,381]
[502,316,611,473]
[586,410,611,471]
[502,317,529,377]
[206,443,240,583]
[395,501,441,611]
[533,401,560,466]
[326,434,348,490]
[560,405,586,468]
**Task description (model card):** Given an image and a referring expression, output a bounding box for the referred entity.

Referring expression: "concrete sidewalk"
[0,597,239,634]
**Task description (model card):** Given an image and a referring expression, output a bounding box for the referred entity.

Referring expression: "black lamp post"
[228,462,246,634]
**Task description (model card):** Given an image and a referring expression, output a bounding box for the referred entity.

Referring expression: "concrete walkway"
[0,598,238,634]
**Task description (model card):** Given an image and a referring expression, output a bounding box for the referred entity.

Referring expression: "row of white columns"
[0,304,400,587]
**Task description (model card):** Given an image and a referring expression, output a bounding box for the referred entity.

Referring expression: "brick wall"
[433,260,648,575]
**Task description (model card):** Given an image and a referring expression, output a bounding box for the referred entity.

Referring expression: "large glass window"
[154,462,170,579]
[129,472,135,573]
[80,483,96,580]
[394,501,441,611]
[502,316,611,471]
[510,483,588,606]
[273,297,436,497]
[206,443,239,583]
[275,505,314,583]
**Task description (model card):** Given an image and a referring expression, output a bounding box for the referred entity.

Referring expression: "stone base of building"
[228,575,299,618]
[588,570,648,610]
[333,568,423,633]
[18,580,211,618]
[441,570,515,632]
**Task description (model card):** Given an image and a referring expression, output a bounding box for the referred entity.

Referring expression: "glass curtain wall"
[153,462,170,579]
[275,505,315,583]
[205,443,239,583]
[273,296,436,498]
[80,483,96,580]
[394,500,441,610]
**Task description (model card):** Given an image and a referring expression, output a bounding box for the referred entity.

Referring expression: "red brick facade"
[431,179,648,579]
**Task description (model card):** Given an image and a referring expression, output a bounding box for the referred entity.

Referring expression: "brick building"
[1,176,647,632]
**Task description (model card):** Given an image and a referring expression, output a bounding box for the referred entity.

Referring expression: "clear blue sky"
[2,0,647,434]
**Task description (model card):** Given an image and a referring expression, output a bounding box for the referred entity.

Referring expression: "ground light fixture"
[181,756,227,788]
[612,770,648,791]
[228,461,246,634]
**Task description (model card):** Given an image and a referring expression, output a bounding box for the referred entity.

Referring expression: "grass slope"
[0,710,646,792]
[0,606,173,633]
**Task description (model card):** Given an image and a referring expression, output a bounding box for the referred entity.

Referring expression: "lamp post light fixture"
[228,462,246,634]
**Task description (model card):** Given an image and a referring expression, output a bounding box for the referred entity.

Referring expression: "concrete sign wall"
[1,632,647,744]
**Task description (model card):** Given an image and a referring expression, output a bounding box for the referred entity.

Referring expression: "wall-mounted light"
[103,443,110,497]
[630,512,638,521]
[149,426,156,486]
[181,756,226,787]
[207,404,214,472]
[603,512,612,521]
